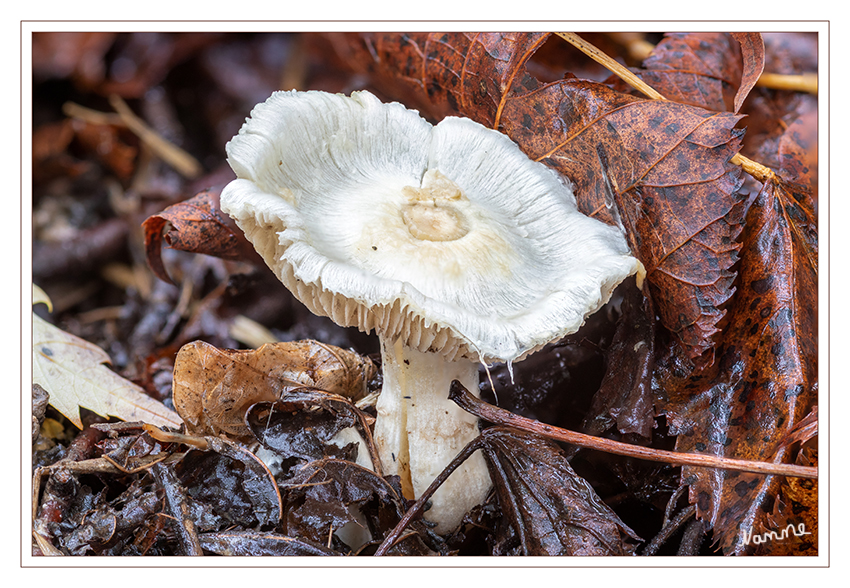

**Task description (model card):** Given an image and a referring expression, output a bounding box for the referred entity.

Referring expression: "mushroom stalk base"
[374,338,492,534]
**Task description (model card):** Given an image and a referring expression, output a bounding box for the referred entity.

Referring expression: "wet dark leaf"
[656,175,817,554]
[199,531,340,556]
[281,458,427,553]
[98,430,169,473]
[246,399,356,470]
[580,279,656,440]
[480,427,640,556]
[176,437,282,529]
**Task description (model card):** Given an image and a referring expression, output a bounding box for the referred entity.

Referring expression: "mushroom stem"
[374,337,492,533]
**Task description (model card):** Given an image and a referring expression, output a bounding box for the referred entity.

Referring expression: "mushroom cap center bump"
[401,170,470,242]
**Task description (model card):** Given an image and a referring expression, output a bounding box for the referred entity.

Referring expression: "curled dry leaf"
[32,285,181,429]
[142,188,261,285]
[632,33,763,114]
[730,33,766,113]
[172,339,376,440]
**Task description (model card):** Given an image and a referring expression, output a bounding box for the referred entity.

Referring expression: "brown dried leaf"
[656,175,817,554]
[172,339,376,439]
[758,445,817,555]
[143,188,262,284]
[777,99,818,197]
[71,119,139,180]
[730,33,766,113]
[636,33,746,112]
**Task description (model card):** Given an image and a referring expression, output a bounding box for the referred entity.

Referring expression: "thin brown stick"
[449,382,817,480]
[555,32,778,184]
[373,436,486,556]
[757,72,817,94]
[150,462,204,556]
[108,94,203,179]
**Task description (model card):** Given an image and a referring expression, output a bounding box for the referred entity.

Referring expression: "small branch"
[108,95,203,179]
[62,101,124,126]
[150,462,204,556]
[641,504,696,556]
[730,152,775,183]
[373,436,486,556]
[449,382,817,480]
[63,97,204,179]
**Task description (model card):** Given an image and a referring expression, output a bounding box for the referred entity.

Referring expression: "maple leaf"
[32,285,182,429]
[631,32,764,114]
[330,31,748,358]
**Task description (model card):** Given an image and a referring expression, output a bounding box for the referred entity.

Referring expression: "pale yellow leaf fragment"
[32,284,182,429]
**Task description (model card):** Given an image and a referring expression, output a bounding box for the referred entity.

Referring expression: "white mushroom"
[220,90,641,533]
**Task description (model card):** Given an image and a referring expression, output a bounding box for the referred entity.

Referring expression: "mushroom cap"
[221,90,639,364]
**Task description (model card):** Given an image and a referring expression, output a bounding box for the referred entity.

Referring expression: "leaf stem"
[449,382,817,480]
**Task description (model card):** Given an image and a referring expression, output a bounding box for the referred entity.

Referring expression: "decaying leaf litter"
[31,31,818,556]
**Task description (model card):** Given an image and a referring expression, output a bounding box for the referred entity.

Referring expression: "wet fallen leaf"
[246,396,370,473]
[61,482,160,556]
[280,458,426,554]
[580,279,656,440]
[655,175,817,554]
[175,437,283,529]
[32,285,181,429]
[198,531,340,556]
[759,444,817,555]
[480,427,640,556]
[172,339,376,440]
